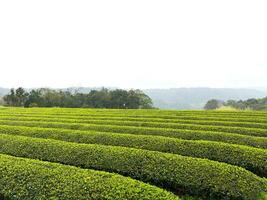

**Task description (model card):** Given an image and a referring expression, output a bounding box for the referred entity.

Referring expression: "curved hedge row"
[1,107,266,115]
[0,112,262,124]
[0,117,266,137]
[2,114,267,130]
[0,113,267,129]
[3,112,267,129]
[0,154,179,200]
[0,121,266,149]
[0,125,266,176]
[0,134,266,200]
[2,108,267,120]
[2,112,267,128]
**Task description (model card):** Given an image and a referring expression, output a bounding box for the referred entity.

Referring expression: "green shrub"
[0,134,266,200]
[3,111,267,130]
[0,153,179,200]
[0,125,266,176]
[2,113,267,129]
[1,116,267,137]
[0,120,266,149]
[2,108,267,120]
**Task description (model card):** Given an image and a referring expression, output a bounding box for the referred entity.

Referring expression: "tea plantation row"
[0,107,266,200]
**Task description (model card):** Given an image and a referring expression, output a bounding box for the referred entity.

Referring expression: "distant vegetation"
[2,87,267,109]
[2,87,153,109]
[204,97,267,110]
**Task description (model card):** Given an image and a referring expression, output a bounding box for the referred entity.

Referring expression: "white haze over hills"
[144,88,267,109]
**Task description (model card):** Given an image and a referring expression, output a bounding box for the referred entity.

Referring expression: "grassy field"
[0,107,266,200]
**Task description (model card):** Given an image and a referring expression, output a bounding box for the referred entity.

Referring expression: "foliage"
[0,134,266,200]
[1,108,267,199]
[3,87,28,107]
[204,99,223,110]
[0,126,266,177]
[0,117,266,149]
[3,88,154,109]
[0,153,179,200]
[204,97,267,110]
[1,115,267,137]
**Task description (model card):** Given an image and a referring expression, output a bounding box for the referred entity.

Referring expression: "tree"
[3,88,28,107]
[15,87,28,106]
[204,99,223,110]
[3,88,16,106]
[110,89,129,108]
[126,90,140,109]
[3,87,154,109]
[137,90,153,109]
[24,89,42,107]
[88,88,111,108]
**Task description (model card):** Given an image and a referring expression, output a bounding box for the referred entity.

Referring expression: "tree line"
[204,97,267,110]
[3,87,154,109]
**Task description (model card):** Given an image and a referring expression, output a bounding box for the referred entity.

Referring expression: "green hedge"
[0,134,266,200]
[2,108,267,119]
[0,116,266,137]
[0,121,266,149]
[2,110,267,129]
[3,112,267,129]
[0,153,179,200]
[0,125,266,176]
[3,113,267,129]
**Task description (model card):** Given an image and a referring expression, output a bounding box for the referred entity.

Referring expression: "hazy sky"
[0,0,266,89]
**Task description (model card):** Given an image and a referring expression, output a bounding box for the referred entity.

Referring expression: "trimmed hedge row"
[0,153,179,200]
[0,125,266,176]
[1,109,267,119]
[0,134,266,200]
[1,107,266,114]
[0,112,263,123]
[2,114,267,130]
[2,112,267,129]
[3,112,267,130]
[0,117,266,137]
[0,135,267,200]
[2,108,267,119]
[0,121,266,149]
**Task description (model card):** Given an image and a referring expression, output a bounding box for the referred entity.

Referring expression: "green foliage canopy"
[204,97,267,110]
[3,88,154,109]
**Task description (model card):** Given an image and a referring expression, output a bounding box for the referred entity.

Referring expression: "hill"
[144,88,267,109]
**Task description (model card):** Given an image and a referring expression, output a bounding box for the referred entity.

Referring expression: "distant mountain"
[144,88,267,110]
[1,87,267,110]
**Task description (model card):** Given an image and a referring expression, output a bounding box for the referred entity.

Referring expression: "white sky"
[0,0,267,89]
